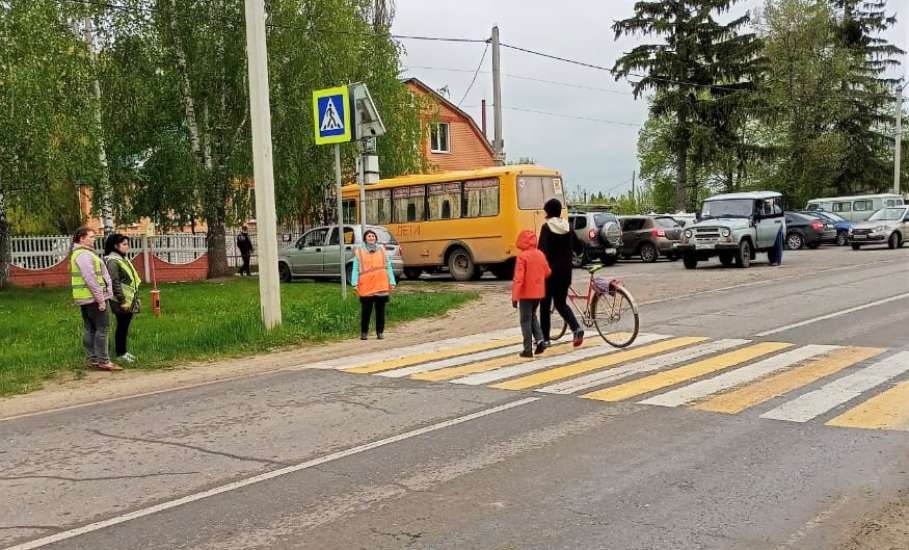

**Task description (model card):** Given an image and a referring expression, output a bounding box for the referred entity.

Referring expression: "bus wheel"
[403,268,423,280]
[490,259,515,280]
[447,247,476,281]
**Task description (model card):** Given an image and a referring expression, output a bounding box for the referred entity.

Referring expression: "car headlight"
[874,226,885,233]
[684,229,693,239]
[720,228,731,238]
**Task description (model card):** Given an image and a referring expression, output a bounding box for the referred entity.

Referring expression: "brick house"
[404,78,497,172]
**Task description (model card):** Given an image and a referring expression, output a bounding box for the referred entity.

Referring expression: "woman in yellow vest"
[71,226,121,371]
[104,234,141,363]
[351,229,396,340]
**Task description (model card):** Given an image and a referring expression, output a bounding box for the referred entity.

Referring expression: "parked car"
[278,224,404,283]
[784,212,837,249]
[805,193,905,222]
[800,210,851,246]
[676,191,787,269]
[618,215,682,263]
[568,210,623,266]
[653,212,697,228]
[849,206,909,250]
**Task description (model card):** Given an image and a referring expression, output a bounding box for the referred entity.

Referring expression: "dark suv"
[619,216,683,263]
[568,211,623,266]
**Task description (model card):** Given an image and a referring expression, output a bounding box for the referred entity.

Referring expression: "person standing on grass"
[70,226,121,371]
[351,229,396,340]
[512,229,551,358]
[104,233,141,364]
[236,225,253,276]
[538,198,584,349]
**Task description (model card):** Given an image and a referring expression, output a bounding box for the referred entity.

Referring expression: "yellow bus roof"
[341,164,560,193]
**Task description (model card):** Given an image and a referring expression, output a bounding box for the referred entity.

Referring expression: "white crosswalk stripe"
[639,344,839,407]
[760,351,909,423]
[380,344,526,378]
[449,333,669,386]
[537,339,750,395]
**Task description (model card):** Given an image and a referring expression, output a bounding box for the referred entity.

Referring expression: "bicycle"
[548,263,640,348]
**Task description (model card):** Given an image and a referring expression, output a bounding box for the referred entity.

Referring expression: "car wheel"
[278,263,292,283]
[888,233,900,250]
[786,232,804,250]
[719,253,734,267]
[601,253,618,267]
[836,232,848,246]
[447,247,476,281]
[807,242,820,250]
[735,240,752,268]
[639,242,658,263]
[683,254,698,270]
[851,243,862,251]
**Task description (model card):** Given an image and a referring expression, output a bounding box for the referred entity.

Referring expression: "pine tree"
[613,0,763,211]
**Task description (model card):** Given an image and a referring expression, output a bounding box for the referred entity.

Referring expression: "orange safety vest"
[355,247,391,297]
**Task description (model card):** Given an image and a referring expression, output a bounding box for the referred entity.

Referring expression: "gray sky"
[393,0,908,197]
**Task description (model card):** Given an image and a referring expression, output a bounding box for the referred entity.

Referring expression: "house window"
[430,122,450,153]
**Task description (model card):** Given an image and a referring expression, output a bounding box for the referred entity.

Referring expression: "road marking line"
[411,341,579,382]
[583,342,792,403]
[537,339,751,395]
[491,337,708,391]
[761,351,909,423]
[1,397,539,550]
[640,345,838,408]
[379,343,526,378]
[755,292,909,337]
[693,346,885,415]
[449,334,668,386]
[826,380,909,431]
[345,335,523,374]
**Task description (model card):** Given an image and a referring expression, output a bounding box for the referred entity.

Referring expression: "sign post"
[313,86,352,298]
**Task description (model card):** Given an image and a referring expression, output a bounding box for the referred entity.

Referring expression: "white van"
[805,193,905,222]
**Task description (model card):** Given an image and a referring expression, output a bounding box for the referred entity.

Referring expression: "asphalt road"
[2,246,908,550]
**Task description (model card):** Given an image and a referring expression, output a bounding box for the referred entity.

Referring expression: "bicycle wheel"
[549,300,569,341]
[591,284,639,348]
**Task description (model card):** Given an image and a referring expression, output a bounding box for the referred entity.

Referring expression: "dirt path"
[837,491,909,550]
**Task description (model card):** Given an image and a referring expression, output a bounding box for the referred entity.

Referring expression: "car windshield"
[701,199,753,219]
[654,217,680,228]
[868,207,907,222]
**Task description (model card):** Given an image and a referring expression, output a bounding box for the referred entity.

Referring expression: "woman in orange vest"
[351,229,396,340]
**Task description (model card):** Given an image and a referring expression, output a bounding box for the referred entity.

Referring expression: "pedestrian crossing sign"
[313,86,351,145]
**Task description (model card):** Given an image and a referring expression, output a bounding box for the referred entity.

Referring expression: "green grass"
[0,279,476,396]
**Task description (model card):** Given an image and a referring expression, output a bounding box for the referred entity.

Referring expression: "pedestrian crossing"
[308,327,909,433]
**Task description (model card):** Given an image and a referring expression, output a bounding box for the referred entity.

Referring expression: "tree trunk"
[675,132,689,212]
[206,204,232,279]
[0,190,11,290]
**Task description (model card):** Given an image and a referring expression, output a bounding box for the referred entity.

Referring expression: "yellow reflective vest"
[70,248,107,303]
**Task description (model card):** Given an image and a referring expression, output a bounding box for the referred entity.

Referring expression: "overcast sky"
[393,0,908,197]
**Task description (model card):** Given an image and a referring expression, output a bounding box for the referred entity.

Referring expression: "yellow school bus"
[341,165,566,281]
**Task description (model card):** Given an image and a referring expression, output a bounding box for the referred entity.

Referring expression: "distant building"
[405,78,496,172]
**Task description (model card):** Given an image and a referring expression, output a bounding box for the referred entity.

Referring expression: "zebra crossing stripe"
[639,345,839,408]
[411,341,579,382]
[448,334,668,387]
[492,337,708,391]
[345,334,522,374]
[693,346,885,415]
[761,351,909,423]
[583,342,792,403]
[537,339,750,395]
[826,380,909,431]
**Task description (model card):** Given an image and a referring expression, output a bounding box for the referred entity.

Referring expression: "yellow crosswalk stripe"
[583,341,792,403]
[412,341,578,382]
[491,337,708,391]
[345,336,523,374]
[826,380,909,431]
[692,346,884,415]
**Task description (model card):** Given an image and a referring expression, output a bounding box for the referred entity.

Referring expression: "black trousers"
[540,275,580,341]
[360,296,388,335]
[239,253,252,276]
[114,309,134,356]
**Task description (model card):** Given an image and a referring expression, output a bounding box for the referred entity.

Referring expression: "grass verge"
[0,278,476,396]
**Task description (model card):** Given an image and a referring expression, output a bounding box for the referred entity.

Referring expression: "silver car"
[849,206,909,250]
[278,225,404,282]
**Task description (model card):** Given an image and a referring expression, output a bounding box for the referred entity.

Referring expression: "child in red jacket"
[512,229,552,358]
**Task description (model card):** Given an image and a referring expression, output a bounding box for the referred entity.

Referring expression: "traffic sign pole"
[335,143,348,299]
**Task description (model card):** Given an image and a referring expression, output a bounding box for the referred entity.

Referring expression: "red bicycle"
[550,263,640,348]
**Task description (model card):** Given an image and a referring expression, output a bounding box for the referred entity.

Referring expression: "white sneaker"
[118,353,137,364]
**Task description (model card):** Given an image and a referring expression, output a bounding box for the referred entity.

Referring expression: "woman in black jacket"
[538,198,583,348]
[104,234,141,363]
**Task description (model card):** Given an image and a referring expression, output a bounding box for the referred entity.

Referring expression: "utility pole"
[491,26,505,165]
[243,0,282,328]
[82,17,114,234]
[631,170,636,201]
[895,83,904,196]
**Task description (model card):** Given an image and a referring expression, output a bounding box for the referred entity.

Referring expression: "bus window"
[542,176,565,204]
[517,176,545,210]
[464,178,499,217]
[833,202,851,213]
[342,200,357,224]
[428,182,462,220]
[365,190,391,225]
[854,200,873,212]
[393,186,426,223]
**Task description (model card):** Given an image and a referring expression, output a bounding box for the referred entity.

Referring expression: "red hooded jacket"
[512,229,551,301]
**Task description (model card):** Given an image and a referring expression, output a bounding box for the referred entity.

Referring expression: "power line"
[463,105,640,128]
[404,65,634,96]
[457,42,490,107]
